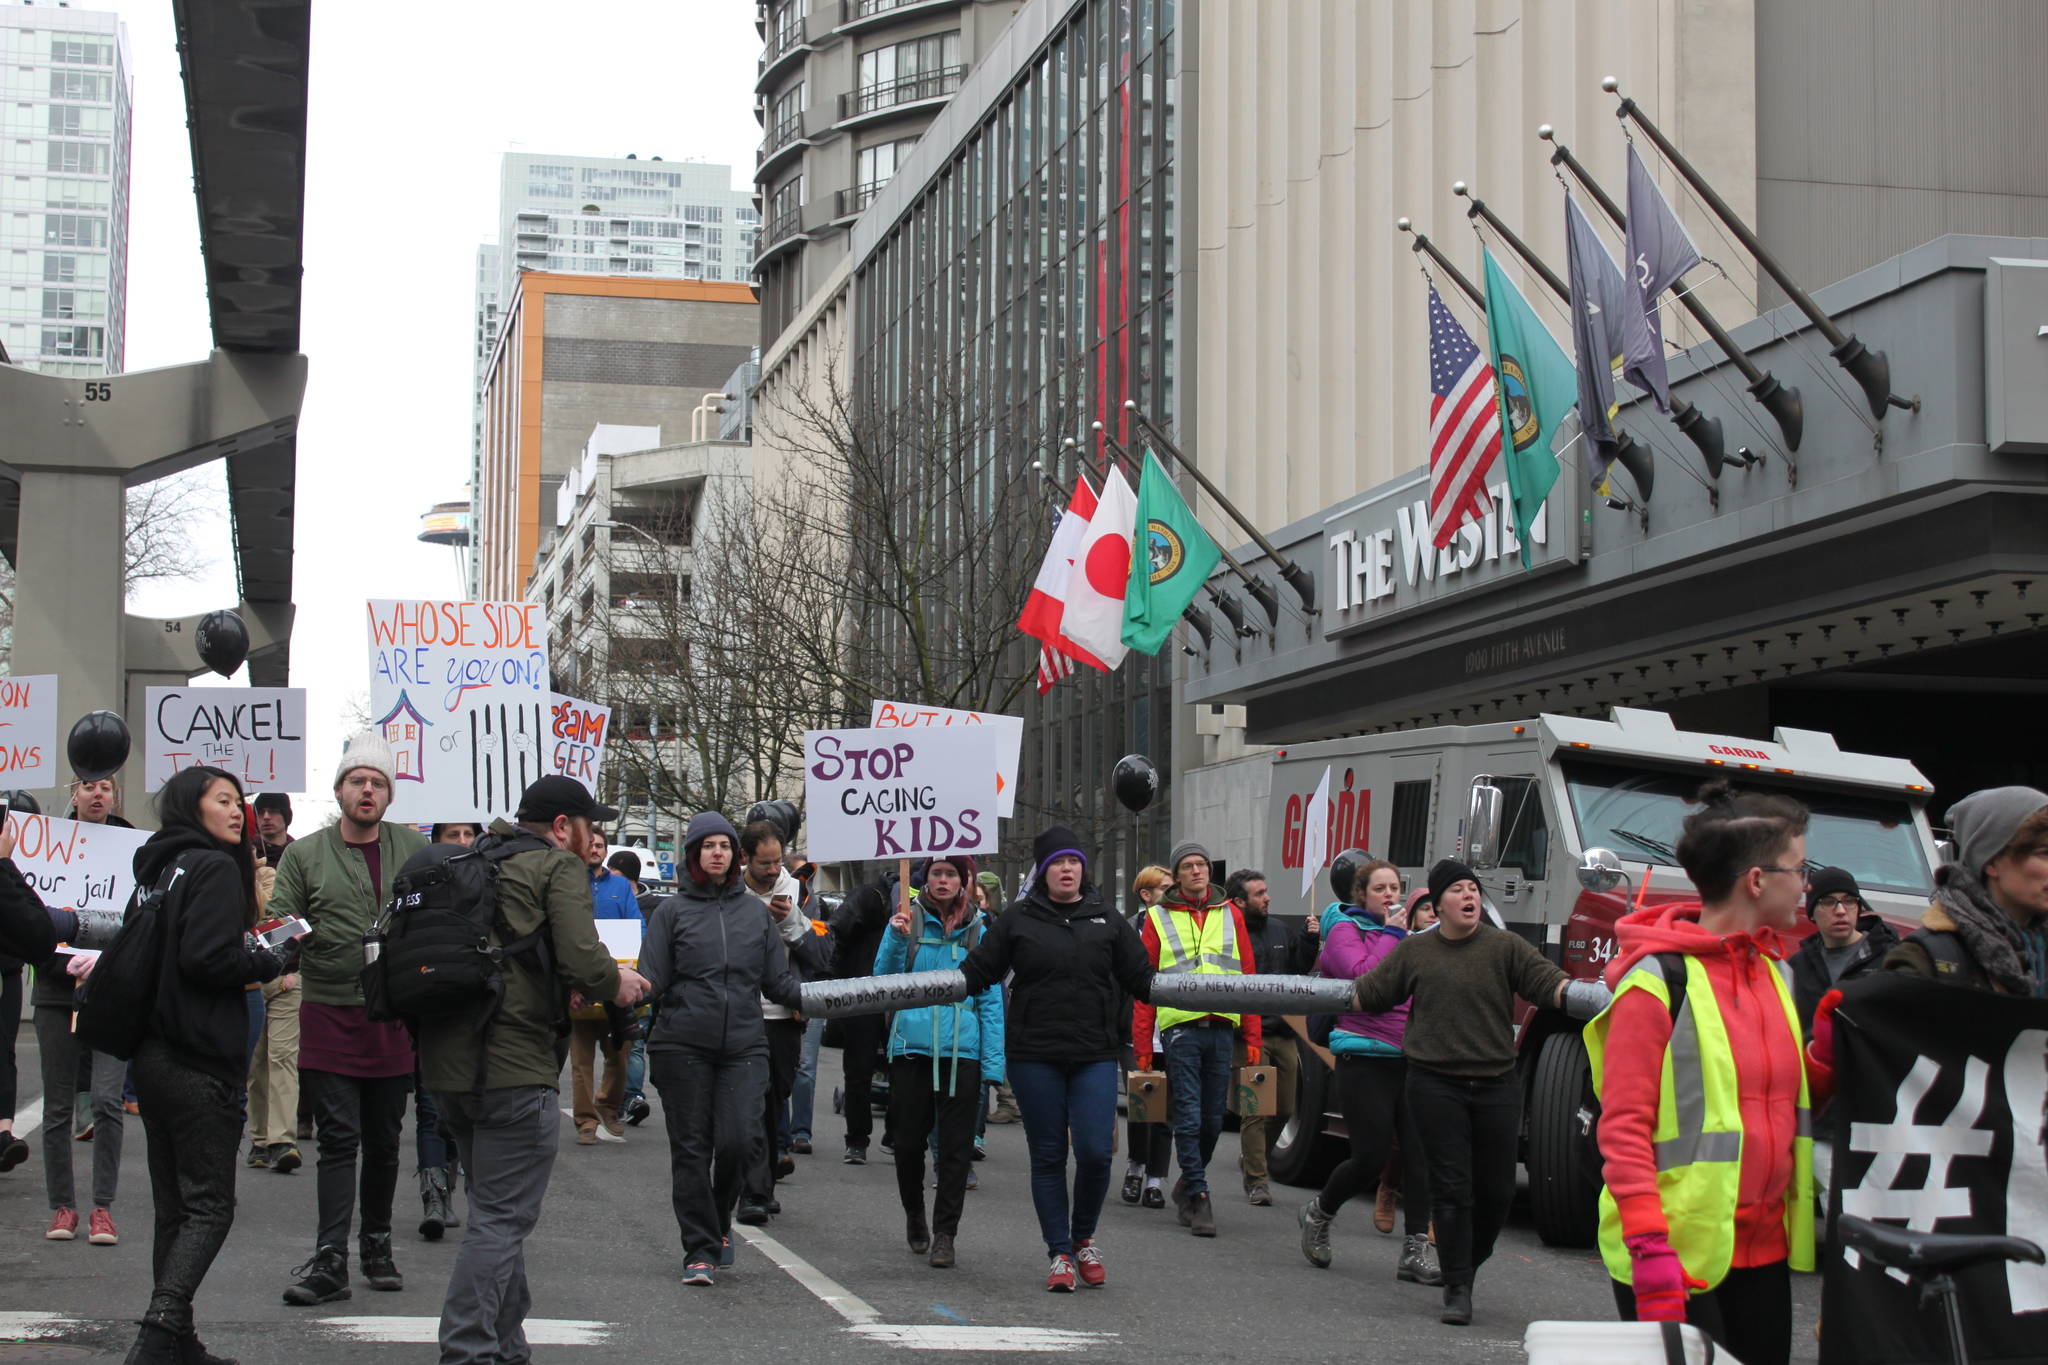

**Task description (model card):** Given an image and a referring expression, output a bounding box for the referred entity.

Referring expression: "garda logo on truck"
[1278,768,1372,872]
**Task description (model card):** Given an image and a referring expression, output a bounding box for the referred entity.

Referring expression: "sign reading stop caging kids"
[802,726,1000,862]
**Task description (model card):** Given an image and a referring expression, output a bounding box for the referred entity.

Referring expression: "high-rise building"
[0,0,130,375]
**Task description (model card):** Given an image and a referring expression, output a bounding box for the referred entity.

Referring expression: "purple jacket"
[1318,910,1409,1053]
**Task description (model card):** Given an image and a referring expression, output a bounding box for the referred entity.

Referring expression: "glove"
[1136,1053,1153,1072]
[1808,986,1844,1074]
[1625,1232,1703,1322]
[1246,1045,1261,1066]
[1561,979,1613,1020]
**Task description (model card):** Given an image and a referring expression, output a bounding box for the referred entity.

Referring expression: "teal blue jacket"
[873,896,1006,1086]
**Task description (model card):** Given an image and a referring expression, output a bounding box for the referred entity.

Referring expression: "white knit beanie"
[334,730,398,789]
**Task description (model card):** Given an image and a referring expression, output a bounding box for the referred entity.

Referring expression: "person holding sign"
[957,827,1154,1294]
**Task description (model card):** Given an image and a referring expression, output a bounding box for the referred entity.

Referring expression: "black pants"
[742,1020,804,1205]
[1406,1066,1520,1288]
[1612,1261,1790,1365]
[301,1068,409,1250]
[1320,1054,1430,1234]
[889,1057,982,1237]
[1125,1120,1171,1174]
[839,1014,885,1146]
[131,1038,242,1330]
[651,1048,767,1262]
[0,969,18,1121]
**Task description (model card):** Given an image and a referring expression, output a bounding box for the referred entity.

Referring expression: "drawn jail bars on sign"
[471,701,546,813]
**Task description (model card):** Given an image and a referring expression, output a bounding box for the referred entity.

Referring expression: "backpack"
[74,854,199,1062]
[361,831,553,1094]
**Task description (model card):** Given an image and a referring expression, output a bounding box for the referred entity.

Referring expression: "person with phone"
[734,819,821,1225]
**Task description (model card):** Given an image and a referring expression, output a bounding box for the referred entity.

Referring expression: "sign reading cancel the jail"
[802,725,999,862]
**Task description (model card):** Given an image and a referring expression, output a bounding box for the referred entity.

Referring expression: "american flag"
[1426,284,1501,548]
[1036,641,1076,693]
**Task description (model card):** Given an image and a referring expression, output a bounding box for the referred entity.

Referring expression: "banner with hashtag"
[1823,972,2048,1364]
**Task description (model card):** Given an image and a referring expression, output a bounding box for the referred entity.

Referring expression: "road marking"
[319,1316,610,1346]
[736,1225,883,1324]
[0,1311,79,1338]
[850,1325,1118,1352]
[12,1095,43,1137]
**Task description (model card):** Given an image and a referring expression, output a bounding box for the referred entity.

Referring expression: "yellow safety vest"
[1149,902,1245,1031]
[1584,953,1815,1289]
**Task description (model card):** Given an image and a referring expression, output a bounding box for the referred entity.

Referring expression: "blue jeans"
[788,1017,824,1141]
[625,1034,647,1108]
[1161,1022,1233,1197]
[1007,1058,1118,1257]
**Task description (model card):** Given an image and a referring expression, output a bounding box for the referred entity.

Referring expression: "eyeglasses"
[1759,865,1811,885]
[1812,893,1860,911]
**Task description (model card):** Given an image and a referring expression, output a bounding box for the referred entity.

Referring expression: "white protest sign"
[366,600,551,823]
[803,726,999,862]
[868,700,1024,818]
[144,686,307,792]
[5,809,148,914]
[0,674,58,786]
[596,920,643,966]
[547,693,611,791]
[1301,765,1331,899]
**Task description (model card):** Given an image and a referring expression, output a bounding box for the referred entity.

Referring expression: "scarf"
[1932,863,2038,996]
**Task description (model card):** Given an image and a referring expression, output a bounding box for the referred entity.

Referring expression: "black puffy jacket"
[961,884,1153,1063]
[0,859,55,968]
[136,827,280,1083]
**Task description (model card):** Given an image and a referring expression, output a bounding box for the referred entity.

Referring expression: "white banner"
[868,700,1023,818]
[366,600,551,823]
[144,686,308,793]
[6,809,149,914]
[803,726,999,863]
[1301,765,1331,899]
[547,693,611,791]
[0,674,58,787]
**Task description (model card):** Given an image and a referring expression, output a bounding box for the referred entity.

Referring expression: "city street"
[1,1038,1823,1363]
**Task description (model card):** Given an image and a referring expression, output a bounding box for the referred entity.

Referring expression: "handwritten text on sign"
[803,726,999,862]
[0,673,58,786]
[144,687,307,792]
[547,693,611,789]
[366,600,551,823]
[868,700,1023,818]
[5,810,148,913]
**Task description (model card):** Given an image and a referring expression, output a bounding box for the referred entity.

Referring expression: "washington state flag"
[1121,449,1221,654]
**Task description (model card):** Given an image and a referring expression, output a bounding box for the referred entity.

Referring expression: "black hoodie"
[135,826,280,1082]
[961,883,1154,1063]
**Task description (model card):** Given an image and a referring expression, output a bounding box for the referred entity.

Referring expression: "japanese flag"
[1057,466,1137,670]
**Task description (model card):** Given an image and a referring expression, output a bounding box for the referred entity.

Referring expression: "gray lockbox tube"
[798,969,970,1019]
[799,969,1357,1019]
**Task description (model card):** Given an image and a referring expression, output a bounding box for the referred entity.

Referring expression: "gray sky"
[111,0,763,830]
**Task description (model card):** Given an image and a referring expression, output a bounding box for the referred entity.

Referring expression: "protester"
[643,812,820,1286]
[429,823,480,848]
[1132,841,1258,1238]
[1884,786,2048,994]
[827,866,899,1165]
[61,776,130,1142]
[404,823,482,1243]
[1407,890,1438,932]
[414,775,648,1365]
[273,733,428,1306]
[246,889,305,1176]
[880,855,1004,1269]
[735,821,815,1224]
[1119,865,1172,1207]
[66,775,128,828]
[959,826,1154,1292]
[0,812,53,1176]
[1788,868,1895,1031]
[1352,858,1606,1326]
[1298,859,1437,1284]
[972,869,1022,1130]
[1229,867,1303,1207]
[119,766,286,1365]
[566,829,639,1146]
[1589,782,1820,1365]
[253,792,294,867]
[606,848,656,1128]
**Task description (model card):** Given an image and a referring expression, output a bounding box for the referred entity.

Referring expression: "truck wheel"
[1528,1031,1600,1248]
[1268,1044,1340,1188]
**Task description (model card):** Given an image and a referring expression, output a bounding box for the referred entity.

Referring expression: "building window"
[46,140,107,174]
[1386,781,1433,867]
[39,324,103,357]
[852,32,963,116]
[43,213,105,247]
[46,105,83,137]
[48,70,110,101]
[42,253,77,282]
[767,177,802,245]
[852,137,917,210]
[769,1,802,58]
[769,83,805,151]
[49,38,115,66]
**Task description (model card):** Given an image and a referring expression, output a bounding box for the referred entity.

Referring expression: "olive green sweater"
[1352,923,1567,1077]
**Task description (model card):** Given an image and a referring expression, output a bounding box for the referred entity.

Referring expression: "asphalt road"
[0,1036,1824,1363]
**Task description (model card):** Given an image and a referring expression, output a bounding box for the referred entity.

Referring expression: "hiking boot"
[122,1318,182,1365]
[1044,1254,1077,1292]
[1440,1283,1473,1326]
[1373,1181,1397,1234]
[1074,1239,1107,1287]
[418,1169,450,1241]
[1399,1232,1443,1285]
[177,1325,239,1365]
[282,1247,350,1306]
[268,1143,301,1174]
[358,1234,402,1292]
[1188,1193,1216,1237]
[1120,1166,1143,1204]
[906,1214,931,1255]
[927,1233,955,1268]
[1298,1196,1334,1269]
[1246,1181,1272,1206]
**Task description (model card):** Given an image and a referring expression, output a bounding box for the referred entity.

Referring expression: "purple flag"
[1622,145,1702,412]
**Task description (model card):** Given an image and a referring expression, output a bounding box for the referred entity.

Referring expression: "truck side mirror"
[1467,776,1503,870]
[1576,847,1631,895]
[1934,836,1957,866]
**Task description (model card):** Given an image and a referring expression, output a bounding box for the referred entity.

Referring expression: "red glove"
[1808,987,1844,1072]
[1136,1053,1153,1072]
[1246,1046,1261,1066]
[1625,1233,1703,1323]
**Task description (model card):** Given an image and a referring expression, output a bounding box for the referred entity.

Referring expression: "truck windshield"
[1561,759,1933,897]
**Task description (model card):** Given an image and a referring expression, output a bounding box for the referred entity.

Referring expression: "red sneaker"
[1074,1239,1107,1287]
[88,1208,118,1245]
[1045,1253,1077,1293]
[46,1207,78,1240]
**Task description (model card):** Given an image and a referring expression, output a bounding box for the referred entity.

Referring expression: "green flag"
[1121,450,1221,654]
[1481,248,1574,568]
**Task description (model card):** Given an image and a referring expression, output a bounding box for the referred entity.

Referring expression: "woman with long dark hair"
[125,765,284,1364]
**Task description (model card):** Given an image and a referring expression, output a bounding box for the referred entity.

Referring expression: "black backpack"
[74,854,199,1061]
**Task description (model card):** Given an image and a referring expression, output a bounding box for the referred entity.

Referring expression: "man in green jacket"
[419,775,647,1365]
[275,732,429,1307]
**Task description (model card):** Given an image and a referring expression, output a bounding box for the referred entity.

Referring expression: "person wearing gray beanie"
[1168,840,1210,874]
[1885,786,2048,996]
[1947,786,2048,881]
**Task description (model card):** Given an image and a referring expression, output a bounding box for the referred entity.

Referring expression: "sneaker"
[1440,1283,1473,1327]
[878,1141,895,1158]
[965,1167,978,1191]
[843,1145,867,1166]
[600,1116,626,1138]
[88,1208,117,1245]
[1398,1232,1444,1286]
[46,1207,78,1240]
[247,1143,270,1169]
[1120,1167,1144,1204]
[269,1143,302,1174]
[971,1137,986,1161]
[1373,1181,1397,1234]
[791,1137,813,1155]
[75,1123,95,1143]
[1188,1193,1216,1237]
[0,1130,27,1172]
[575,1128,598,1146]
[1246,1181,1272,1206]
[1141,1183,1165,1210]
[1045,1253,1077,1293]
[1074,1239,1107,1288]
[282,1247,351,1306]
[682,1261,716,1287]
[625,1095,652,1126]
[1298,1197,1334,1269]
[717,1236,735,1269]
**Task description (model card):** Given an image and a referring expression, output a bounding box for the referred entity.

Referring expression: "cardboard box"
[1126,1070,1169,1125]
[1228,1065,1276,1117]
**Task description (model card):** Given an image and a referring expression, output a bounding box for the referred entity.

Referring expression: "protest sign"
[868,700,1023,818]
[5,809,148,914]
[802,726,999,862]
[144,686,307,792]
[0,673,58,786]
[547,693,611,790]
[596,920,643,966]
[366,600,550,823]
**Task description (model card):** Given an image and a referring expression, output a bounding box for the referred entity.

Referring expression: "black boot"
[177,1325,239,1365]
[1440,1282,1473,1326]
[281,1246,350,1306]
[123,1319,182,1365]
[418,1170,448,1241]
[359,1232,403,1292]
[906,1212,930,1256]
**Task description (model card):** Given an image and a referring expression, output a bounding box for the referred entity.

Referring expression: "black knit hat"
[1030,825,1087,887]
[1805,866,1862,919]
[1427,858,1480,905]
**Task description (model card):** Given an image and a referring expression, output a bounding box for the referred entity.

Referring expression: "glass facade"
[852,0,1179,889]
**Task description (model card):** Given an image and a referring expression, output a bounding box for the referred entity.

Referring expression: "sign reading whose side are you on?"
[803,726,1000,862]
[144,686,308,792]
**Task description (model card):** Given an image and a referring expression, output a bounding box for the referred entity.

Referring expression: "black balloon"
[745,798,802,844]
[0,789,39,815]
[67,710,130,782]
[195,609,249,677]
[1111,753,1160,813]
[1328,848,1374,905]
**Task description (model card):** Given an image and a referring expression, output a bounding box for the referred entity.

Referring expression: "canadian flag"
[1018,476,1108,686]
[1057,465,1136,670]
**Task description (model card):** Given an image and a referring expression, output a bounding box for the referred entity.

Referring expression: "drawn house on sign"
[374,691,432,783]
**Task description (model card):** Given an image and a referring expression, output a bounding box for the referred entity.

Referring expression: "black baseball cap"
[515,775,619,824]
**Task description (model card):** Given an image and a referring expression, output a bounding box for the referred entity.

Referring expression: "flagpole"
[1603,77,1915,420]
[1032,454,1219,652]
[1396,218,1483,308]
[1539,126,1800,456]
